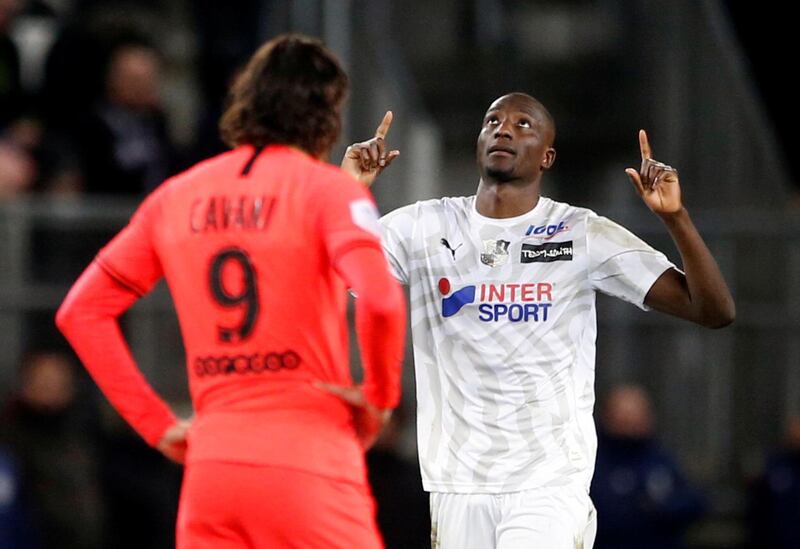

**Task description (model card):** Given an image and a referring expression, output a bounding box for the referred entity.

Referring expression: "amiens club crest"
[480,239,510,267]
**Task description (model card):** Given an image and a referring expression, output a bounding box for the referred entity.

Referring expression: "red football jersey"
[95,145,395,483]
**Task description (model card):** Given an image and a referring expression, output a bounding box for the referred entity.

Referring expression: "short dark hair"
[219,34,349,157]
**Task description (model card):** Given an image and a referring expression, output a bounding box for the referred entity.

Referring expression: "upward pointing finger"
[639,129,652,161]
[375,111,394,140]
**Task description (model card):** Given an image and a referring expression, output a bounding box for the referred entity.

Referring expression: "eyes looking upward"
[483,113,534,131]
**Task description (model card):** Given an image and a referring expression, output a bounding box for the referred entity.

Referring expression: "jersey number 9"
[209,247,259,343]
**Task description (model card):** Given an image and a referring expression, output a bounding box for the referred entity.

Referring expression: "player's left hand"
[157,419,191,464]
[340,111,400,188]
[314,382,392,449]
[625,130,683,215]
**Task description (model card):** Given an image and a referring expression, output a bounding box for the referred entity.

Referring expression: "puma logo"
[440,238,462,260]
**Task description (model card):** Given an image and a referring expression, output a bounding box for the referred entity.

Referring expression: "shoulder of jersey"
[312,160,365,191]
[405,195,473,217]
[153,148,359,196]
[154,148,249,196]
[541,196,596,222]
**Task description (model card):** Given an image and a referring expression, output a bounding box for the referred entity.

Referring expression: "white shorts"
[429,483,596,549]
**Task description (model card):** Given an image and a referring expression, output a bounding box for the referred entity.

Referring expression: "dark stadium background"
[1,1,797,548]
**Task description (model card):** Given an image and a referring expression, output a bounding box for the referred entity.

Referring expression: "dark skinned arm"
[627,130,735,328]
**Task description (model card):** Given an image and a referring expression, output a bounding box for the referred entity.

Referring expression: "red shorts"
[176,461,384,549]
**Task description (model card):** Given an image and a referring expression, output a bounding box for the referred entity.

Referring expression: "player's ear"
[541,147,556,171]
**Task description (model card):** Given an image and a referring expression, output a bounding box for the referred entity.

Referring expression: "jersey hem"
[186,457,369,487]
[422,476,591,494]
[637,263,674,311]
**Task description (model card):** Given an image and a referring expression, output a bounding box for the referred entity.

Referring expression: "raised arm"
[625,130,735,328]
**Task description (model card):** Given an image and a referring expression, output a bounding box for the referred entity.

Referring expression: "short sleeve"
[587,213,676,310]
[96,191,164,296]
[379,204,417,285]
[317,175,384,265]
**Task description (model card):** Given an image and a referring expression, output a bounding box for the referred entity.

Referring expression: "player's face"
[476,94,555,184]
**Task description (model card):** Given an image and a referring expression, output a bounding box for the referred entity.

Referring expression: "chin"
[485,166,515,183]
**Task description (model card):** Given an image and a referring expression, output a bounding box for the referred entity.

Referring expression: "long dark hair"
[219,34,349,157]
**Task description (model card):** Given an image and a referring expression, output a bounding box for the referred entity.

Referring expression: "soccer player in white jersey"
[335,93,735,548]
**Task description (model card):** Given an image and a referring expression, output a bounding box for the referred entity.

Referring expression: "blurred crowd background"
[0,1,798,548]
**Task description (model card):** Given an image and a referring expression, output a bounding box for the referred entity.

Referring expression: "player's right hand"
[340,111,400,188]
[314,382,392,449]
[157,419,191,464]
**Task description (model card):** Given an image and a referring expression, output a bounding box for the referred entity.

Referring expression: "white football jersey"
[380,195,674,493]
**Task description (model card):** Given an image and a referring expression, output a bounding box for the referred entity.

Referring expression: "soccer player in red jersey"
[56,34,406,549]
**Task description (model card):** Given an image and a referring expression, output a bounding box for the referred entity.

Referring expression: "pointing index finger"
[375,110,393,140]
[639,129,652,160]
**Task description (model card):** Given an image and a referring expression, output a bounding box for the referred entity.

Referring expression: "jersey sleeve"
[317,175,384,264]
[56,261,177,447]
[379,204,417,285]
[334,246,406,409]
[95,190,164,297]
[587,213,676,310]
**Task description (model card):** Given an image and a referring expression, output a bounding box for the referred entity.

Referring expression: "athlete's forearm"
[336,246,406,409]
[56,262,177,446]
[658,207,735,327]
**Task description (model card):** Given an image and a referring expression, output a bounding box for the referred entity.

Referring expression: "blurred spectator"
[0,0,36,198]
[98,413,182,549]
[0,350,103,549]
[0,445,38,548]
[748,416,800,548]
[0,133,36,197]
[367,403,430,549]
[41,1,163,129]
[591,384,707,549]
[190,0,264,161]
[0,0,23,129]
[75,39,174,195]
[40,15,107,131]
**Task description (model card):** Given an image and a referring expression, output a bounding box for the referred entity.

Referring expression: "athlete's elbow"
[709,308,736,329]
[700,302,736,329]
[55,291,93,338]
[55,299,78,337]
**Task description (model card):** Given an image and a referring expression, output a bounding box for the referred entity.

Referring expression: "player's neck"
[268,143,329,161]
[475,179,541,219]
